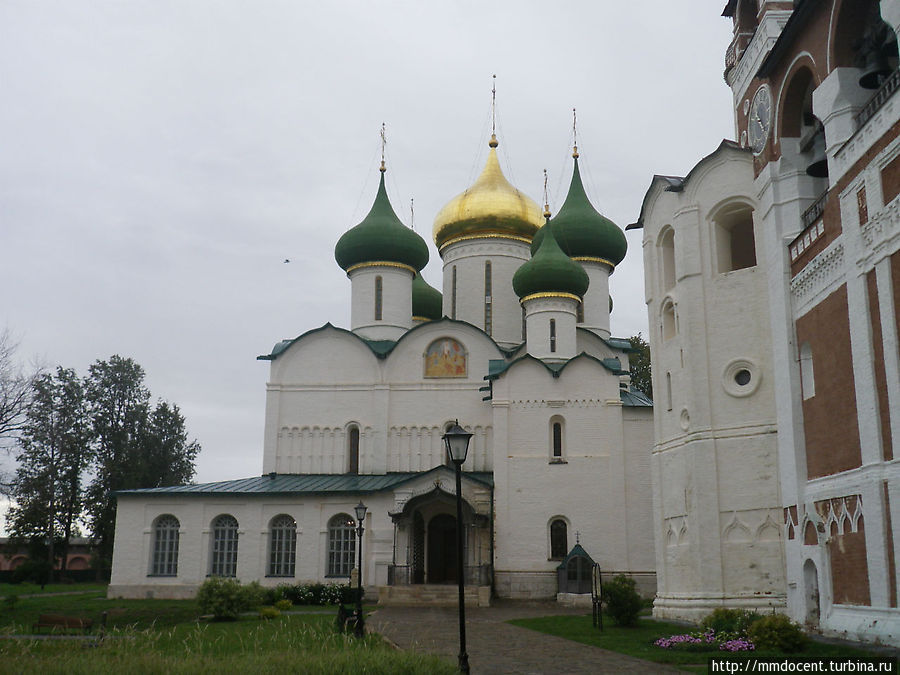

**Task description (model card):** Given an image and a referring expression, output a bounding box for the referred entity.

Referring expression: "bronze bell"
[805,131,828,178]
[859,48,893,89]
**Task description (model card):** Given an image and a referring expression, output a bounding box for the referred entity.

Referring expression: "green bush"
[11,559,52,586]
[601,574,643,627]
[701,608,762,636]
[274,598,293,611]
[747,614,808,653]
[242,581,266,609]
[196,577,253,620]
[258,606,281,620]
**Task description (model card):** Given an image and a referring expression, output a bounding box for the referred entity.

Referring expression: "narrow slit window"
[576,300,584,323]
[550,319,557,353]
[484,261,492,335]
[347,426,360,474]
[451,266,457,319]
[550,519,567,559]
[552,422,562,457]
[666,372,673,411]
[374,276,383,321]
[521,305,526,341]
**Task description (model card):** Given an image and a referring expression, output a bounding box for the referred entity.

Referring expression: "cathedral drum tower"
[433,133,544,348]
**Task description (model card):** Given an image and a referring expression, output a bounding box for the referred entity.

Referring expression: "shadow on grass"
[508,614,880,674]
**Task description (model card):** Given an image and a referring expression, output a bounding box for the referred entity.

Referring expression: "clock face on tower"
[748,84,772,155]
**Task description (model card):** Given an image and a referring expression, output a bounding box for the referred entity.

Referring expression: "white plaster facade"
[638,143,786,621]
[109,149,656,603]
[632,0,900,645]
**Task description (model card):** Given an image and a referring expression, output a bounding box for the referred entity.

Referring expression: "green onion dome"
[335,168,429,273]
[513,220,589,300]
[530,156,626,266]
[412,272,443,321]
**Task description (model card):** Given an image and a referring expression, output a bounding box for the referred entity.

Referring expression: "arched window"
[150,514,180,576]
[661,299,677,341]
[268,514,297,577]
[714,203,757,273]
[660,227,676,291]
[484,260,492,336]
[521,305,527,341]
[374,276,383,321]
[549,319,557,353]
[576,300,584,324]
[550,519,568,559]
[800,342,815,400]
[327,513,356,577]
[210,515,239,577]
[780,67,828,179]
[550,416,565,460]
[347,425,360,474]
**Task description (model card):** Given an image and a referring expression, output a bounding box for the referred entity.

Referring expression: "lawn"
[0,582,108,597]
[0,586,456,674]
[509,614,882,674]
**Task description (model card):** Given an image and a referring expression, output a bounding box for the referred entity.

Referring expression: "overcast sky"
[0,1,737,533]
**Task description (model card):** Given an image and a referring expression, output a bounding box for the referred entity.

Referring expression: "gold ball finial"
[380,160,386,173]
[489,133,498,148]
[572,146,579,159]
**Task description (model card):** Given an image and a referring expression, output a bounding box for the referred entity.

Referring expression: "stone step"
[377,584,491,607]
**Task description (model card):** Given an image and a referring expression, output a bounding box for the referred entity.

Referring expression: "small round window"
[722,359,760,397]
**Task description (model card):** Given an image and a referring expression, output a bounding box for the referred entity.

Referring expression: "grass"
[0,582,108,597]
[509,614,881,674]
[0,586,455,674]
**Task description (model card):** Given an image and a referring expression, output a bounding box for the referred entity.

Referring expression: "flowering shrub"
[654,629,754,652]
[261,582,356,606]
[719,638,755,652]
[654,630,718,651]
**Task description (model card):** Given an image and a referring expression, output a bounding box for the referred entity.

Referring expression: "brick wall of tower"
[867,270,893,460]
[894,251,900,351]
[827,518,871,606]
[795,285,862,478]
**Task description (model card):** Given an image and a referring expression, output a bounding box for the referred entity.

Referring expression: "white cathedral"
[108,133,657,603]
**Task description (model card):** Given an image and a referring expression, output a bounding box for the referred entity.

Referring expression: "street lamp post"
[353,501,368,639]
[443,420,473,674]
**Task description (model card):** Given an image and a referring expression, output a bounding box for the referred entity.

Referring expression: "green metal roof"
[258,318,519,362]
[485,351,626,381]
[532,157,627,265]
[334,170,429,273]
[115,468,494,497]
[412,272,443,321]
[513,220,589,299]
[620,386,653,407]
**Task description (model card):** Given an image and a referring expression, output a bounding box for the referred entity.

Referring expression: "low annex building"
[108,134,656,603]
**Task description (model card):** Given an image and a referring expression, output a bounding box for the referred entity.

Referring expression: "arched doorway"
[803,559,820,627]
[427,513,458,583]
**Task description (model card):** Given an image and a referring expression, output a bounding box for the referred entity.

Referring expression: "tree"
[0,328,40,494]
[85,355,200,568]
[7,367,91,576]
[627,333,652,399]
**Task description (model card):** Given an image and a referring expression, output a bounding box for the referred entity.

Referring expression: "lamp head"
[443,420,473,465]
[354,501,368,523]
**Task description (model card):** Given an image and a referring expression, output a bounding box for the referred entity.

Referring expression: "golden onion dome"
[433,135,543,251]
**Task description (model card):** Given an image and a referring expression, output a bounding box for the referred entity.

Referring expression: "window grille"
[151,515,180,576]
[327,514,356,577]
[268,515,297,577]
[210,514,239,577]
